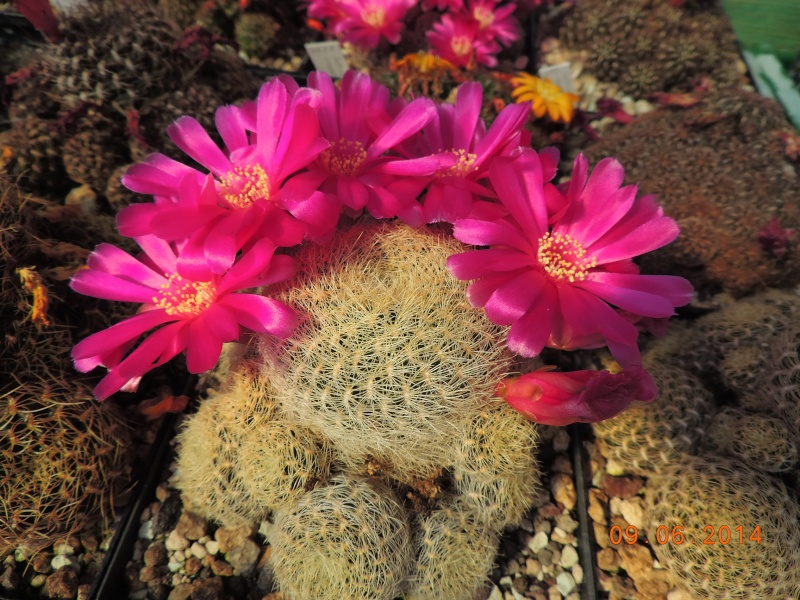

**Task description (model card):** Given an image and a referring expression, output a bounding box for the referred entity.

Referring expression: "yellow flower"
[17,267,50,327]
[510,72,580,124]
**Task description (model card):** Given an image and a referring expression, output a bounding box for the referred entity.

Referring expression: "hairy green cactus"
[408,497,499,600]
[256,222,513,483]
[452,400,539,528]
[705,407,798,473]
[644,455,800,599]
[44,2,186,110]
[559,0,740,95]
[593,360,714,475]
[0,376,131,553]
[176,372,331,527]
[269,474,413,600]
[175,221,542,600]
[234,12,281,60]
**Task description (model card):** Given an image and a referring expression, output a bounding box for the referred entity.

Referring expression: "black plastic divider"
[87,411,179,600]
[569,422,599,600]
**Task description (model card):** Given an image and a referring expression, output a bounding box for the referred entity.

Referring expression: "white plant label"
[304,41,349,79]
[538,63,575,93]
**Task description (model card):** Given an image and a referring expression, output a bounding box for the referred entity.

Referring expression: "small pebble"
[528,531,549,553]
[205,540,219,556]
[556,572,576,596]
[191,542,208,559]
[166,530,189,552]
[138,520,154,540]
[560,545,579,569]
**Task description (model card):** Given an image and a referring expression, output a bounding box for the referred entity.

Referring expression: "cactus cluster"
[584,88,800,297]
[593,289,800,598]
[0,180,134,554]
[559,0,740,96]
[176,221,541,600]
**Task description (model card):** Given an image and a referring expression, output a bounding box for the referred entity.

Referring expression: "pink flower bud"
[495,366,657,426]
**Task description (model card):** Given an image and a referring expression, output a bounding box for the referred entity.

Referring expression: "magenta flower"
[495,366,658,426]
[396,81,530,223]
[334,0,416,48]
[71,236,297,401]
[119,78,332,277]
[427,12,501,68]
[283,70,441,227]
[447,149,693,367]
[468,0,519,48]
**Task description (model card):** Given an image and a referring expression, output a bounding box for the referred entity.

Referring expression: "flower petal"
[71,270,156,303]
[186,317,225,373]
[167,116,231,176]
[221,294,298,338]
[87,244,165,288]
[447,248,532,280]
[506,283,558,357]
[485,270,547,325]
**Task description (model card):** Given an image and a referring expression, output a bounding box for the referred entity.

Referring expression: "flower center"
[362,5,385,28]
[153,274,216,317]
[537,232,597,283]
[320,139,368,177]
[451,35,472,58]
[473,6,494,29]
[441,148,477,178]
[219,164,271,209]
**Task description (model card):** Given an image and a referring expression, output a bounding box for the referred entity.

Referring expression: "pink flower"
[495,366,658,426]
[427,12,501,68]
[119,78,332,278]
[468,0,519,48]
[71,236,297,401]
[447,150,694,367]
[334,0,416,48]
[283,70,441,227]
[396,81,530,223]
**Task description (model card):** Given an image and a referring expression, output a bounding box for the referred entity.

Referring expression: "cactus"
[234,12,281,60]
[62,105,130,192]
[705,407,798,473]
[408,498,499,600]
[644,455,800,599]
[43,2,186,111]
[0,376,132,553]
[175,221,542,600]
[269,474,413,600]
[593,360,714,475]
[256,221,513,483]
[451,400,539,528]
[559,0,740,96]
[176,371,332,527]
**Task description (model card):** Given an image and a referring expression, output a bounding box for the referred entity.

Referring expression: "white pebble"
[50,555,76,570]
[165,530,189,551]
[205,540,219,555]
[138,520,154,540]
[487,585,503,600]
[173,550,185,562]
[167,561,183,573]
[560,545,579,568]
[53,543,75,556]
[572,563,584,585]
[556,571,576,596]
[198,536,210,544]
[528,531,549,553]
[190,542,207,559]
[619,499,645,530]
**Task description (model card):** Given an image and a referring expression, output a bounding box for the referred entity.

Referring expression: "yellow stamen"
[537,232,597,283]
[219,164,271,209]
[362,5,385,28]
[442,148,477,178]
[152,274,216,317]
[321,139,368,177]
[451,35,472,58]
[473,6,494,29]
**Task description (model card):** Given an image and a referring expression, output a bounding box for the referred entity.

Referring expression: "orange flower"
[510,72,579,124]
